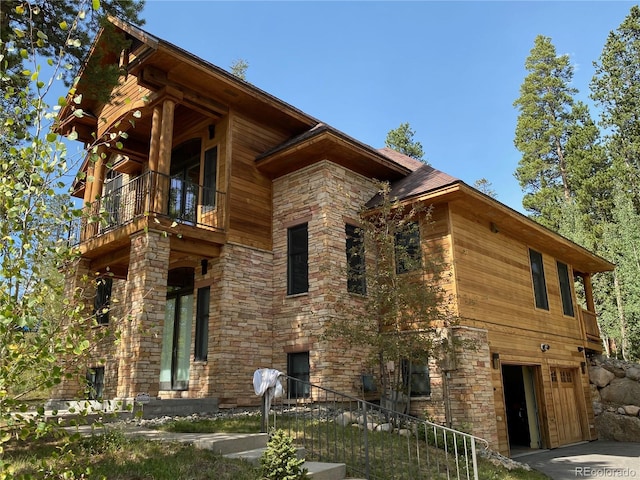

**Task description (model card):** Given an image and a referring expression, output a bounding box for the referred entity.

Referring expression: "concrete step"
[224,446,346,480]
[304,461,346,480]
[191,432,269,455]
[224,446,305,464]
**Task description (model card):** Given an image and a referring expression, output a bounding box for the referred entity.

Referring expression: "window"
[287,223,308,295]
[203,147,217,209]
[395,222,421,274]
[194,286,210,361]
[529,249,549,310]
[94,277,112,325]
[557,261,575,317]
[86,366,105,400]
[169,138,201,224]
[346,224,366,294]
[102,170,123,230]
[402,360,431,397]
[287,352,310,399]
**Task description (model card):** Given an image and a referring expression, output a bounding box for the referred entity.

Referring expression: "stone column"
[446,326,500,449]
[116,229,169,399]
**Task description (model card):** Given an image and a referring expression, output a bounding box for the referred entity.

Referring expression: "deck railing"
[580,308,601,344]
[68,171,225,245]
[264,374,488,480]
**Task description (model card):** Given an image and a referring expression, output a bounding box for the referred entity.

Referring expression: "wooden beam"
[142,66,229,117]
[170,236,220,258]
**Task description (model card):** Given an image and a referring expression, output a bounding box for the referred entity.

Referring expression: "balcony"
[69,170,226,253]
[580,308,603,353]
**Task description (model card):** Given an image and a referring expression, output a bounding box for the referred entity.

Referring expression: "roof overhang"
[255,124,413,181]
[384,182,614,275]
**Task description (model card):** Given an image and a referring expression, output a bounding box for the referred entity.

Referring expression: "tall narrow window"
[529,249,549,310]
[287,351,310,399]
[86,366,105,400]
[194,286,210,361]
[203,146,217,209]
[557,261,575,317]
[395,222,421,274]
[287,223,308,295]
[94,277,112,325]
[346,224,366,294]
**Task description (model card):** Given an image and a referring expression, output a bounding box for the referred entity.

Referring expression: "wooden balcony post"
[83,162,95,205]
[148,90,180,215]
[154,98,175,215]
[148,104,162,173]
[583,273,595,313]
[90,147,107,201]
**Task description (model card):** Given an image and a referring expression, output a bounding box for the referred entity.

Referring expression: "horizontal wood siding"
[449,201,591,452]
[97,75,151,138]
[423,204,457,315]
[451,201,583,343]
[228,113,289,250]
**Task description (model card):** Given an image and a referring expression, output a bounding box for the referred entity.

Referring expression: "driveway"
[517,441,640,480]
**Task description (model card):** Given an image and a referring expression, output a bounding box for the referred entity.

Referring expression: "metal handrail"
[265,374,488,480]
[68,171,226,245]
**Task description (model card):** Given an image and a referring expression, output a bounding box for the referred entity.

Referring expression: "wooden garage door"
[550,367,583,445]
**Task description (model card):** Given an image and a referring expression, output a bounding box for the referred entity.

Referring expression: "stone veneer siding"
[272,161,379,396]
[204,242,274,407]
[446,326,499,449]
[116,229,169,399]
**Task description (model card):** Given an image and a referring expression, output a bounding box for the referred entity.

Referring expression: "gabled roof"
[255,124,415,181]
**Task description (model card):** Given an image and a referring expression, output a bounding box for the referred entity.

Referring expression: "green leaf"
[59,21,68,31]
[46,132,57,142]
[67,131,78,141]
[92,0,101,11]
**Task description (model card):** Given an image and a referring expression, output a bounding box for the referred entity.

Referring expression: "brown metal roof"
[367,151,460,207]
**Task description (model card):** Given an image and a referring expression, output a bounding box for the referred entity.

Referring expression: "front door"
[550,367,583,445]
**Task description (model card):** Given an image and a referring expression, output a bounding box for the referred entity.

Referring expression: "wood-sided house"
[53,17,613,456]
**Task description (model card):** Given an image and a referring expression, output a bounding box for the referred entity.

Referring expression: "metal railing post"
[261,393,268,433]
[362,400,370,479]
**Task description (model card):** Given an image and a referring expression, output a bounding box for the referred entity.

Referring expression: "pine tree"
[591,5,640,203]
[590,6,640,361]
[385,122,427,163]
[513,35,604,231]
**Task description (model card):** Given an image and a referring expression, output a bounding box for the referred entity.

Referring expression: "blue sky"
[136,1,636,212]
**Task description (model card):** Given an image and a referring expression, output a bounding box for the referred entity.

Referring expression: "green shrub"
[260,429,309,480]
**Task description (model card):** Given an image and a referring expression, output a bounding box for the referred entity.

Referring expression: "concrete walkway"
[517,441,640,480]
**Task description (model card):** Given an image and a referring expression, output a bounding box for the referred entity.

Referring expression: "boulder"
[595,411,640,442]
[600,378,640,406]
[626,367,640,382]
[589,366,615,388]
[593,402,603,416]
[623,405,640,416]
[602,363,626,378]
[336,411,357,427]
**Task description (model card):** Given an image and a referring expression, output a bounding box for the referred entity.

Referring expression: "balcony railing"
[580,308,601,345]
[68,171,225,245]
